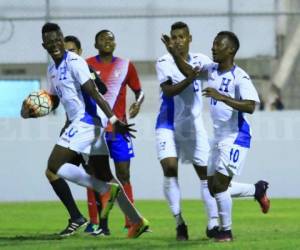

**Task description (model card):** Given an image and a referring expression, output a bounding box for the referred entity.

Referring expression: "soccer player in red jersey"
[85,29,144,233]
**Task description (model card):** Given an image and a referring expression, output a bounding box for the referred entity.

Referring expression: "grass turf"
[0,199,299,249]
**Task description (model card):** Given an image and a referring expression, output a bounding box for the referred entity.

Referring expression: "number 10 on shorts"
[230,148,240,163]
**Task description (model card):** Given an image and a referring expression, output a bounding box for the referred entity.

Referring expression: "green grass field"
[0,199,299,250]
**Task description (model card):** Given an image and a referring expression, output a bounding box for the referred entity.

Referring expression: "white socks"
[200,180,219,229]
[163,177,181,216]
[57,163,110,194]
[215,190,232,231]
[229,182,255,197]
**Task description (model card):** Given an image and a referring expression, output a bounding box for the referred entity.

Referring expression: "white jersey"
[155,53,212,131]
[47,51,107,126]
[206,63,260,147]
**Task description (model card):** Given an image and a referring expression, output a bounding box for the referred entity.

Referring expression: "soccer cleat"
[176,223,188,241]
[100,183,120,219]
[206,226,219,238]
[84,222,98,233]
[91,226,111,236]
[127,218,149,238]
[214,230,233,242]
[254,180,270,214]
[59,217,88,237]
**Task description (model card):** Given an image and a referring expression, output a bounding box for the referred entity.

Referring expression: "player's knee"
[193,165,208,180]
[161,158,178,177]
[163,166,177,177]
[45,168,59,182]
[211,179,229,194]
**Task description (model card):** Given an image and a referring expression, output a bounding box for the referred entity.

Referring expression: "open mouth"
[51,48,62,57]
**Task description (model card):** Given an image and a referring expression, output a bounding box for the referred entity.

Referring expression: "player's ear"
[189,34,192,43]
[229,46,235,55]
[78,48,83,56]
[94,43,98,50]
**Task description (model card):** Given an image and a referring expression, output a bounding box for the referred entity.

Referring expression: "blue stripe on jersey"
[234,112,251,148]
[80,91,99,125]
[155,94,174,130]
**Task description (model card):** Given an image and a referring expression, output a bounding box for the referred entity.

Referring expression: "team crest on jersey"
[114,70,121,78]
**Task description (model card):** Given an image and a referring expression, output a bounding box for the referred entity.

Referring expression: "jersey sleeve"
[195,53,213,70]
[237,74,260,103]
[70,56,91,85]
[155,57,172,85]
[126,61,142,91]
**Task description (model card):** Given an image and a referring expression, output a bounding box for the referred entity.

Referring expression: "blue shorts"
[105,132,134,162]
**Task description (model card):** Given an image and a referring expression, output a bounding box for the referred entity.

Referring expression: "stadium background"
[0,0,300,201]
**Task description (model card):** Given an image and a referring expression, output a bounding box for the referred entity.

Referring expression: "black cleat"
[214,230,233,242]
[254,180,270,214]
[176,223,188,241]
[59,217,88,237]
[206,226,219,238]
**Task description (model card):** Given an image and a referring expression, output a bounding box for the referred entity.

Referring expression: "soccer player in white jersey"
[160,25,270,241]
[21,22,149,238]
[162,30,270,242]
[156,21,215,240]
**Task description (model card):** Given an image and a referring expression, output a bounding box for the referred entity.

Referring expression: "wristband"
[136,91,144,105]
[109,115,118,124]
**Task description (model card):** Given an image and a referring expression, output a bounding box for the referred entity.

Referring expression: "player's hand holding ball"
[21,90,53,118]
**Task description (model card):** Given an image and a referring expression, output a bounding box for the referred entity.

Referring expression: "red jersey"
[86,55,141,131]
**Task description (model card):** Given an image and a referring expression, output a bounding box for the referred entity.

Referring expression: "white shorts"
[207,137,248,177]
[155,127,210,166]
[57,119,108,156]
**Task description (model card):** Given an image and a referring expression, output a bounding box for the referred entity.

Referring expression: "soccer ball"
[26,90,53,117]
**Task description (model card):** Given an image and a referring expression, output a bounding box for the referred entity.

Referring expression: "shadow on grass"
[0,234,62,241]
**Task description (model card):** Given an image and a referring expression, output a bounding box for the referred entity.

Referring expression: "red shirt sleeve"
[126,61,142,91]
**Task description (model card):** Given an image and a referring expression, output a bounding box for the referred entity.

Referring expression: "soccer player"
[158,22,270,241]
[86,29,144,232]
[162,30,269,242]
[21,22,149,239]
[43,35,109,236]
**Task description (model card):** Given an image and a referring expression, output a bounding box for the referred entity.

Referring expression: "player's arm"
[50,94,60,110]
[161,34,207,79]
[89,66,107,95]
[81,79,136,137]
[129,89,144,118]
[202,87,256,114]
[161,72,200,97]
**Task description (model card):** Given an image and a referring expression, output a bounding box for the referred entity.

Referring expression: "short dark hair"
[64,35,81,50]
[95,29,114,43]
[171,21,190,34]
[217,31,240,54]
[42,22,61,34]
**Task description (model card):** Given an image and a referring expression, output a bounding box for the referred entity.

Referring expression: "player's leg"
[156,128,188,241]
[209,171,233,242]
[46,124,86,232]
[192,127,219,238]
[45,154,86,230]
[80,155,99,233]
[208,143,249,242]
[193,166,219,238]
[106,131,135,228]
[88,154,113,236]
[114,161,133,228]
[88,154,149,238]
[229,180,270,213]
